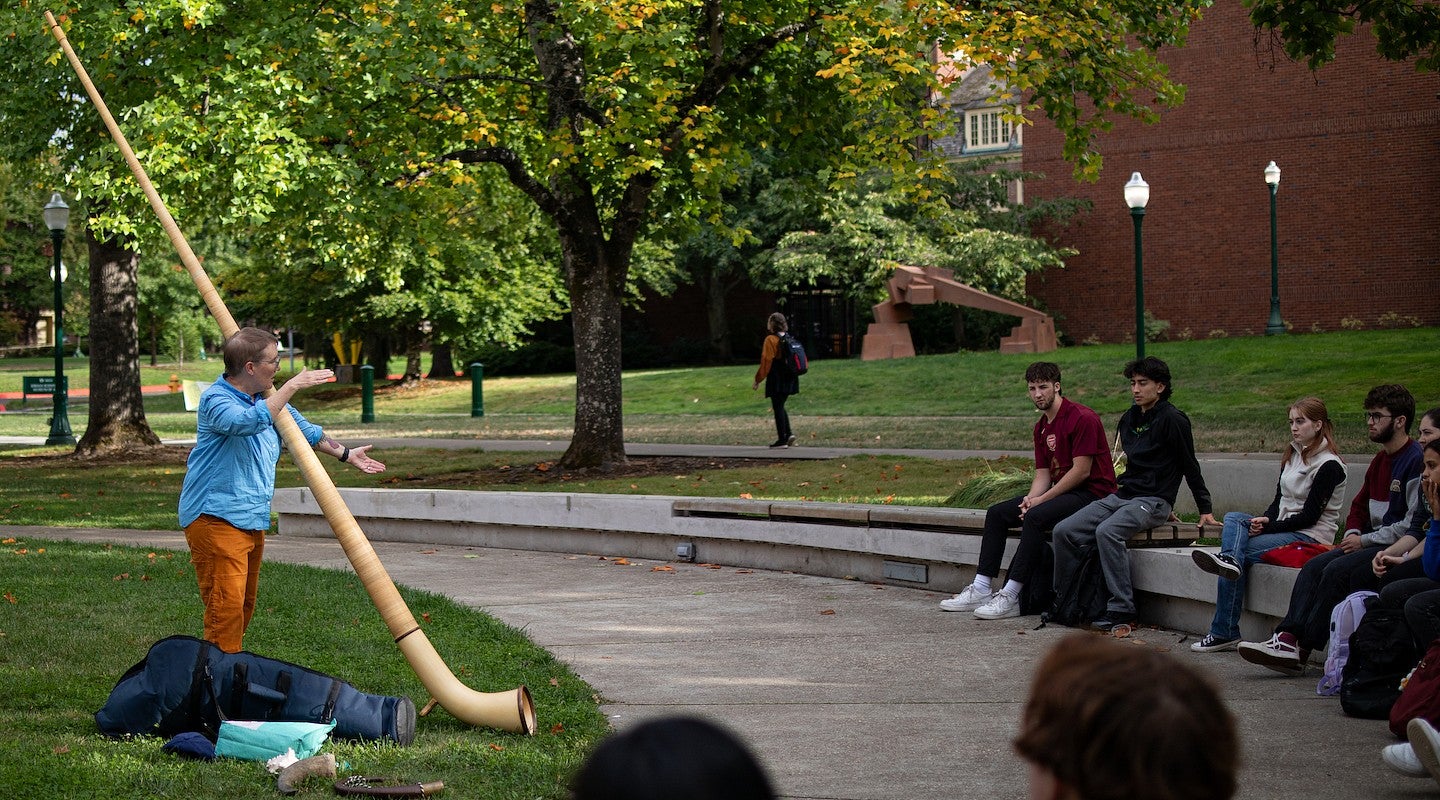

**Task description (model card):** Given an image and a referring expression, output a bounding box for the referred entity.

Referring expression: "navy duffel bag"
[95,635,415,745]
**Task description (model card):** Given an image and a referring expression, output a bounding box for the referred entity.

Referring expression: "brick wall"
[1022,1,1440,343]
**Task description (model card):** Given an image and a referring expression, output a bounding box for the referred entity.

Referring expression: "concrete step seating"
[274,487,1300,641]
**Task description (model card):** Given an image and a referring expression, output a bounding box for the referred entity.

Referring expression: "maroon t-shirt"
[1032,399,1118,499]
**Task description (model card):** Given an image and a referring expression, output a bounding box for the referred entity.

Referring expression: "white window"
[966,109,1018,152]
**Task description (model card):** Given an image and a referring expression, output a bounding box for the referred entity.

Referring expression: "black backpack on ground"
[95,635,416,744]
[772,334,808,378]
[1041,548,1110,627]
[1019,541,1056,616]
[1340,600,1423,720]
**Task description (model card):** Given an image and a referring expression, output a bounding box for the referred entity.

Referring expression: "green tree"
[2,0,1206,468]
[1247,0,1440,71]
[761,164,1084,308]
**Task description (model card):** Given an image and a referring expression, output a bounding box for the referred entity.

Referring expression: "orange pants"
[184,514,265,653]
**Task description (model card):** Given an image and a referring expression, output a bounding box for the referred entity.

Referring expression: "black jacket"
[1116,400,1212,514]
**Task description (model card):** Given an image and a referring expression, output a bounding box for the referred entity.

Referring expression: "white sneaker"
[940,584,994,612]
[1410,718,1440,787]
[974,592,1021,620]
[1384,743,1428,778]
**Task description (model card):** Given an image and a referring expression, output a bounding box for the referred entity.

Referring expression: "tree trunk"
[76,227,161,455]
[401,333,423,386]
[427,342,455,378]
[701,265,733,363]
[559,246,626,470]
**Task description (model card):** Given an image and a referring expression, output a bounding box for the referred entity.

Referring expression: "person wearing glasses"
[1239,384,1423,675]
[179,327,386,652]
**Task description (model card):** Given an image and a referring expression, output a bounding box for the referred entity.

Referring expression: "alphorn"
[44,10,536,735]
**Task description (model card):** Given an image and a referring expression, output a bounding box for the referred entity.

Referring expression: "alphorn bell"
[43,10,535,735]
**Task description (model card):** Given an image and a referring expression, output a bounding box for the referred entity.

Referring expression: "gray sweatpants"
[1052,494,1171,615]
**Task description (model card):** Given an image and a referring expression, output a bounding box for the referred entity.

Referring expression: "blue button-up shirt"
[178,375,324,531]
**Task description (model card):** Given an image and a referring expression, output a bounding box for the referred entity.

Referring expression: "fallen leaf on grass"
[53,745,69,754]
[114,573,129,581]
[549,678,560,686]
[422,612,432,622]
[535,462,552,472]
[489,743,505,752]
[550,723,565,735]
[738,492,753,499]
[1,538,14,544]
[12,549,26,555]
[3,592,15,604]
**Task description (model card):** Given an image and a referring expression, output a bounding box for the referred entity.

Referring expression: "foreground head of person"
[571,715,776,800]
[1014,634,1238,800]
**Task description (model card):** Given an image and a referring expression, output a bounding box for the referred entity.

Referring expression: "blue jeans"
[1207,511,1309,640]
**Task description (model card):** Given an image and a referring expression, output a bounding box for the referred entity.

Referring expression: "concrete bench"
[274,487,1293,639]
[672,497,1197,547]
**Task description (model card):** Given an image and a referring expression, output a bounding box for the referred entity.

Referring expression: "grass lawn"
[4,328,1436,453]
[0,537,609,799]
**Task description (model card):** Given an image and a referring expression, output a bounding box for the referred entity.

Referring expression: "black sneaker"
[1191,549,1242,581]
[768,440,788,448]
[786,434,797,447]
[1089,612,1137,632]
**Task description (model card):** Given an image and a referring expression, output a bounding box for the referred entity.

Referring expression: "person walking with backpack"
[1188,397,1347,653]
[753,312,800,449]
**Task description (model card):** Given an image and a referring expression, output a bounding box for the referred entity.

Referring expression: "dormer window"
[967,108,1019,152]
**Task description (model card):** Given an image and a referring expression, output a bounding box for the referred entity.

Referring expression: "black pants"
[976,489,1096,587]
[771,393,792,441]
[1380,577,1440,650]
[1275,545,1384,651]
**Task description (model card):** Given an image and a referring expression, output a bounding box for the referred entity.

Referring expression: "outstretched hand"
[345,445,386,474]
[284,367,335,392]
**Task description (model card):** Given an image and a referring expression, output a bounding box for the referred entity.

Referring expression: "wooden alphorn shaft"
[44,10,535,734]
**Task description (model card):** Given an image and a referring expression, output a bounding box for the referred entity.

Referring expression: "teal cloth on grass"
[215,719,335,761]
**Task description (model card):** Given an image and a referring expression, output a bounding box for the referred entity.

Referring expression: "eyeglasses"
[254,356,282,367]
[1365,412,1393,423]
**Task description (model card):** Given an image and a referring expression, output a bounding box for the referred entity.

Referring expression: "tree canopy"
[1,0,1209,467]
[1247,0,1440,71]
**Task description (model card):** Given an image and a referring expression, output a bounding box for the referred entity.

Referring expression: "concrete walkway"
[5,524,1430,800]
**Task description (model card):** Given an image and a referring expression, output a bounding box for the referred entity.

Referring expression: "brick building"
[1021,1,1440,344]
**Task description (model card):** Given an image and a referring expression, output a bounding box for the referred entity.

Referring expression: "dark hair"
[1425,438,1440,458]
[766,312,787,335]
[222,327,279,378]
[1420,406,1440,431]
[1123,356,1172,402]
[1014,635,1238,800]
[1025,362,1061,384]
[1364,384,1416,433]
[571,716,776,800]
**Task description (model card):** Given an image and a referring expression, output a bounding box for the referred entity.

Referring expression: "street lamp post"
[42,191,75,446]
[1124,172,1150,361]
[1264,160,1285,335]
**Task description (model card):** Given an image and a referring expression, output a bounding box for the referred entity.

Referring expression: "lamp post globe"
[1264,161,1285,335]
[43,191,76,446]
[1124,172,1150,361]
